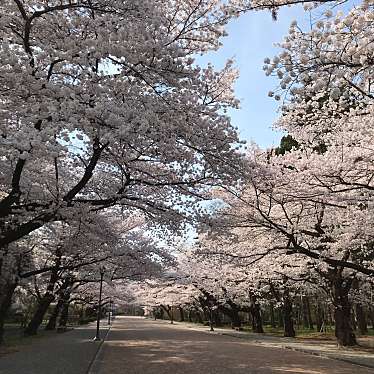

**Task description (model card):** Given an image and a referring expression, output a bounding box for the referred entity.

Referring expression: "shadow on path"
[91,317,373,374]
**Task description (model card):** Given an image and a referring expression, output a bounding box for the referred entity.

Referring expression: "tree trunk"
[316,301,324,332]
[213,310,222,327]
[283,289,295,337]
[218,300,242,330]
[356,303,368,335]
[57,302,69,331]
[302,296,309,329]
[25,250,62,336]
[0,246,21,345]
[178,307,185,322]
[332,278,357,346]
[228,307,242,329]
[302,296,314,330]
[368,306,374,329]
[250,298,264,333]
[306,297,314,330]
[24,293,54,336]
[187,309,193,322]
[277,308,284,327]
[78,304,86,324]
[57,285,72,332]
[196,311,203,324]
[0,281,18,345]
[45,298,64,331]
[351,309,357,331]
[161,305,173,323]
[269,302,276,328]
[202,307,210,322]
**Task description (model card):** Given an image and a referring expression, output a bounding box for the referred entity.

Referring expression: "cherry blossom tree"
[0,0,251,344]
[0,209,173,342]
[2,0,369,348]
[200,2,374,346]
[0,0,249,254]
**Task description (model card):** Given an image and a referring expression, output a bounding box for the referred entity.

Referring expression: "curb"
[282,345,374,370]
[86,324,112,374]
[219,330,374,371]
[180,324,374,371]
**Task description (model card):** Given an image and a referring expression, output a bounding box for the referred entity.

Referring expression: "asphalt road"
[91,316,373,374]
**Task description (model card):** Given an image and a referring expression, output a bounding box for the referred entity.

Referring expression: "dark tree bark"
[368,307,374,330]
[57,285,73,332]
[269,302,276,328]
[153,307,158,320]
[305,297,314,330]
[178,307,185,322]
[170,306,174,324]
[302,297,309,329]
[302,296,314,330]
[351,309,357,331]
[213,310,222,327]
[220,298,242,330]
[161,305,173,323]
[187,309,193,322]
[0,281,18,345]
[316,301,324,332]
[0,141,108,249]
[198,289,241,329]
[277,308,284,327]
[269,283,284,329]
[332,277,357,346]
[45,298,64,330]
[78,304,86,324]
[0,246,22,345]
[229,309,242,329]
[195,310,203,324]
[24,293,55,336]
[356,303,368,335]
[283,288,295,337]
[24,249,62,336]
[159,307,164,320]
[202,306,210,322]
[250,297,264,333]
[57,302,69,331]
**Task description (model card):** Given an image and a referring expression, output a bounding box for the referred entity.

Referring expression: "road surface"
[91,316,373,374]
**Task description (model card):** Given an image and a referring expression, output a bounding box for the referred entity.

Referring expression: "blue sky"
[198,6,309,148]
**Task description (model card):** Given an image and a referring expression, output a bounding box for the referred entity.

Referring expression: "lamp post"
[107,298,112,325]
[93,267,105,341]
[209,307,214,331]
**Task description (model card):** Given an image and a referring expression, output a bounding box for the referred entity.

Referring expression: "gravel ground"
[91,316,373,374]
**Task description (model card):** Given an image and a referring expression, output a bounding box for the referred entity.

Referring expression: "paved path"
[0,322,109,374]
[177,321,374,369]
[91,316,373,374]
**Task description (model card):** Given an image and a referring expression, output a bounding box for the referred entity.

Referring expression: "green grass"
[248,324,374,340]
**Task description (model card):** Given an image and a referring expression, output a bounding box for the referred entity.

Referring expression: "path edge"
[216,330,374,370]
[282,345,374,370]
[86,324,112,374]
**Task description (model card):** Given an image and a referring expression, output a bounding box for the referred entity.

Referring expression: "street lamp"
[209,307,214,332]
[93,266,105,341]
[107,298,112,325]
